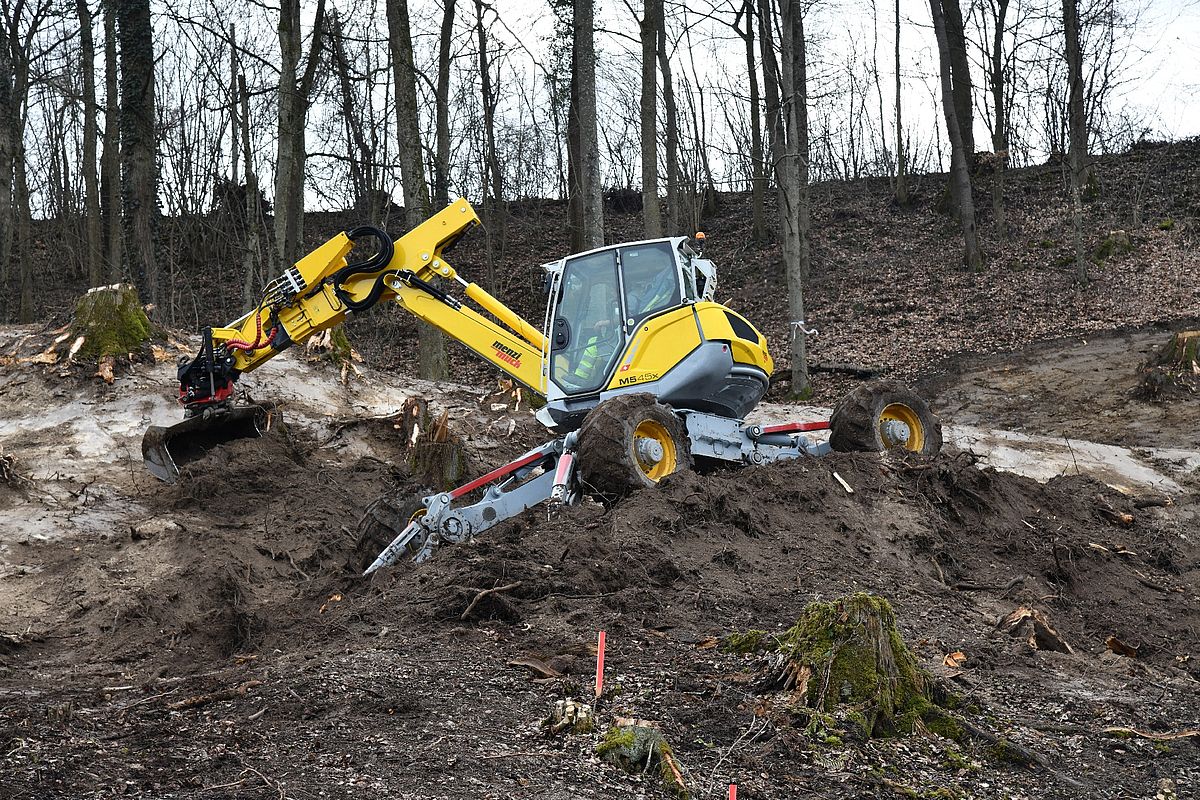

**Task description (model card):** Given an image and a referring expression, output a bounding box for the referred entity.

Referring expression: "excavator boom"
[144,199,548,482]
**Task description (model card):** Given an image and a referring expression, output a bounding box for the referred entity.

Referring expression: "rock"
[131,518,182,541]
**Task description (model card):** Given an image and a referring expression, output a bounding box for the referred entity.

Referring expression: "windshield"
[549,250,623,394]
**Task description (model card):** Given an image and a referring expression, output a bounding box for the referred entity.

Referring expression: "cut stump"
[767,593,952,739]
[70,284,155,362]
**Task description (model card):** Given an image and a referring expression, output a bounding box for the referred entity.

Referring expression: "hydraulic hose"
[331,226,396,313]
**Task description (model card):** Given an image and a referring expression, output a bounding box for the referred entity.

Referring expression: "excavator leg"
[363,435,579,574]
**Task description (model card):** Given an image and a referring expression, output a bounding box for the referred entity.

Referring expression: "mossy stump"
[770,593,946,739]
[597,724,688,799]
[70,284,154,361]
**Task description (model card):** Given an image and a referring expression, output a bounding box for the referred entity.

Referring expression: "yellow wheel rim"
[878,403,925,452]
[633,419,677,481]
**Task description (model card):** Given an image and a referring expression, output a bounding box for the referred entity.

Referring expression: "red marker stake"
[729,784,737,800]
[595,630,606,699]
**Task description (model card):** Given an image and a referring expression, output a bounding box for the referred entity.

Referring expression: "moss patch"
[70,284,155,360]
[721,629,773,654]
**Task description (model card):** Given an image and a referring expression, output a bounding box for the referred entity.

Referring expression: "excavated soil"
[2,367,1198,798]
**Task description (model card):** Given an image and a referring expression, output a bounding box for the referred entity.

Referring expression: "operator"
[572,318,619,385]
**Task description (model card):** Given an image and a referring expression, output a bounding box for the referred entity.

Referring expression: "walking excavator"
[142,199,942,574]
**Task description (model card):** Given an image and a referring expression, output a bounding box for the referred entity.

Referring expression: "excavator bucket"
[142,405,271,483]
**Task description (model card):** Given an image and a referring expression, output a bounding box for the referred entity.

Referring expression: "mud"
[2,329,1198,799]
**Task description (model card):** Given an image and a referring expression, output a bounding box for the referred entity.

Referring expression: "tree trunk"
[274,0,325,269]
[941,0,973,157]
[117,0,159,308]
[475,0,504,289]
[930,0,983,271]
[893,0,908,206]
[781,0,811,396]
[239,74,267,312]
[1063,0,1089,284]
[433,0,455,208]
[640,0,663,237]
[572,0,604,249]
[0,20,14,315]
[101,0,122,280]
[328,10,375,210]
[741,0,767,242]
[760,0,811,397]
[15,149,32,322]
[78,0,104,286]
[990,0,1009,235]
[658,21,680,236]
[387,0,447,379]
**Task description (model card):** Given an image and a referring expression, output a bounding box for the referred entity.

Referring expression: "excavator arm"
[176,199,546,412]
[146,199,548,482]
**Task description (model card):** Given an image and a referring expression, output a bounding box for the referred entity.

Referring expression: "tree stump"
[768,593,950,739]
[1138,330,1199,399]
[597,723,688,798]
[70,284,154,361]
[399,397,466,490]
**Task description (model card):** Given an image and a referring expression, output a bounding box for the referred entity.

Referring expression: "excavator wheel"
[829,381,943,456]
[576,393,693,500]
[349,492,429,575]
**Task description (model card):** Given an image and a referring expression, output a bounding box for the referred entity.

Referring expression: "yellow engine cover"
[604,302,774,393]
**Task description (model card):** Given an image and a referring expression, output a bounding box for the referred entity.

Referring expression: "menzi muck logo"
[492,340,522,368]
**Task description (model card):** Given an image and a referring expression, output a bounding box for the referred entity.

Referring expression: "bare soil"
[1,331,1197,799]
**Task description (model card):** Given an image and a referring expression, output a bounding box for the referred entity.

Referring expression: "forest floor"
[0,320,1197,800]
[1,141,1198,798]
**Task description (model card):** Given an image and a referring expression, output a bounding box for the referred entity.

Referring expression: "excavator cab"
[537,237,771,433]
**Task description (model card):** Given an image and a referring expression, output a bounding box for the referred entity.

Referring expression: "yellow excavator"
[142,199,941,572]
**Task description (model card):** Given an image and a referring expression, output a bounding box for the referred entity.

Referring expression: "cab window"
[619,242,680,325]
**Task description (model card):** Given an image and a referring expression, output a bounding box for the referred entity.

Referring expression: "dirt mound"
[346,451,1196,672]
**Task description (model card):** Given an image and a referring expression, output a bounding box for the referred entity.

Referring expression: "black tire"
[349,492,429,575]
[576,393,693,499]
[829,381,943,456]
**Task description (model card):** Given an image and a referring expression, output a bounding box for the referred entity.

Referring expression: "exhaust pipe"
[142,405,272,483]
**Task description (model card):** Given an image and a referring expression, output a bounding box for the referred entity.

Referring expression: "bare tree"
[116,0,159,307]
[760,0,811,396]
[893,0,908,205]
[100,0,120,279]
[388,0,447,379]
[1063,0,1088,284]
[930,0,982,270]
[474,0,504,287]
[77,0,102,285]
[274,0,326,269]
[658,17,680,235]
[941,0,974,156]
[569,0,604,249]
[734,0,767,240]
[433,0,456,208]
[640,0,662,237]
